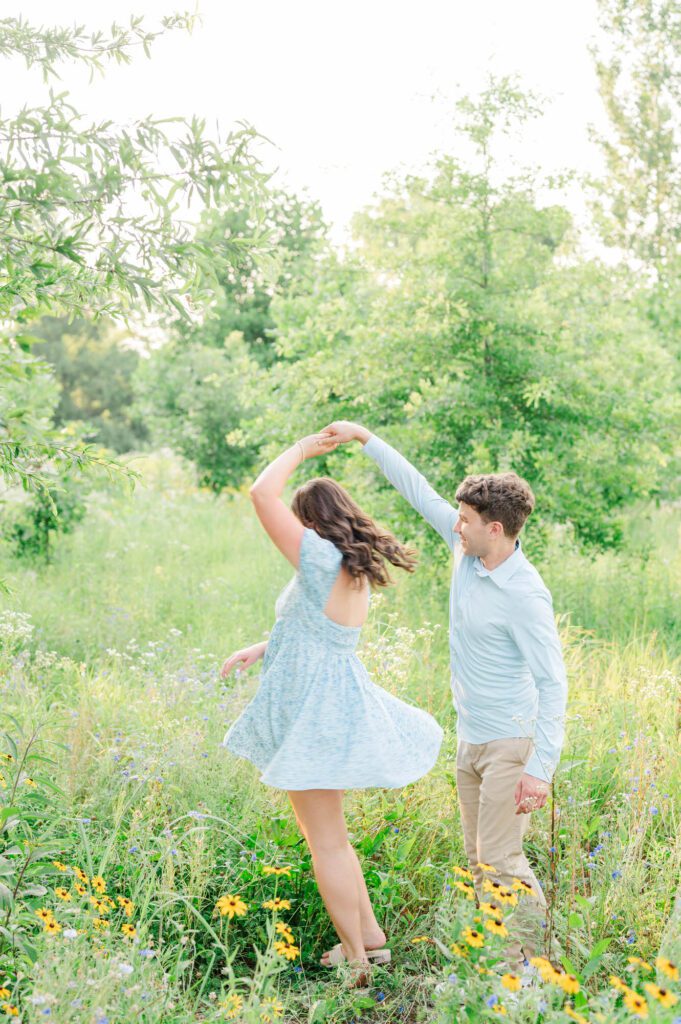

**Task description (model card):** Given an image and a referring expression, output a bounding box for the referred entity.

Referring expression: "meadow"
[0,451,679,1023]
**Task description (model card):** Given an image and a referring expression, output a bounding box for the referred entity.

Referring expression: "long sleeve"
[508,591,568,783]
[362,434,459,550]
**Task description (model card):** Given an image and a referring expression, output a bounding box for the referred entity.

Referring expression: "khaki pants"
[456,737,548,967]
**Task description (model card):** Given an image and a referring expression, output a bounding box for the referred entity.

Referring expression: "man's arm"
[509,590,568,786]
[323,421,459,550]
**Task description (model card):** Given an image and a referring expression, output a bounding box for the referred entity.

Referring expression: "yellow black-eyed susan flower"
[452,866,473,881]
[492,1007,507,1016]
[484,917,508,938]
[623,991,649,1018]
[1,1004,19,1017]
[531,957,559,983]
[477,862,498,873]
[411,936,431,944]
[555,972,580,995]
[23,777,37,787]
[628,957,652,971]
[656,957,679,982]
[609,975,631,994]
[450,942,468,957]
[480,901,504,917]
[0,988,10,1000]
[260,996,284,1021]
[564,1006,589,1024]
[501,973,521,992]
[91,875,106,894]
[482,880,518,906]
[92,918,110,930]
[512,878,535,896]
[262,898,291,911]
[274,922,295,944]
[44,919,61,935]
[262,865,292,877]
[0,776,7,790]
[218,993,243,1019]
[52,861,68,872]
[89,897,110,915]
[117,896,134,916]
[462,927,484,948]
[274,940,300,960]
[121,923,137,938]
[643,983,678,1008]
[55,887,71,901]
[216,895,248,919]
[74,883,87,896]
[35,908,54,923]
[453,880,475,899]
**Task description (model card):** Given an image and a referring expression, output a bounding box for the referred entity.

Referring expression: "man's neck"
[479,540,517,572]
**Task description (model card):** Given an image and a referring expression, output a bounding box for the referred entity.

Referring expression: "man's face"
[453,501,499,557]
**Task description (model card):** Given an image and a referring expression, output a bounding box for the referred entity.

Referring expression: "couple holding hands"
[220,422,568,988]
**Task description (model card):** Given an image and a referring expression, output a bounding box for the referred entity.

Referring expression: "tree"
[0,14,268,496]
[243,78,680,551]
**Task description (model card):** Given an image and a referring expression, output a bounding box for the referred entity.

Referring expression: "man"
[322,421,568,969]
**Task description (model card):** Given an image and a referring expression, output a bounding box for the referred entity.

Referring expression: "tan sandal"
[321,942,391,967]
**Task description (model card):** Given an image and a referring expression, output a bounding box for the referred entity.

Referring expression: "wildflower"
[610,976,631,994]
[260,996,284,1021]
[477,862,498,873]
[453,880,475,899]
[117,896,134,917]
[484,918,508,938]
[219,993,243,1019]
[1,1005,19,1017]
[0,753,13,762]
[532,957,559,983]
[462,927,484,948]
[0,990,10,1000]
[92,918,110,930]
[656,957,679,982]
[44,919,61,935]
[453,866,473,880]
[501,973,521,992]
[55,887,71,902]
[623,991,648,1018]
[492,1007,507,1016]
[74,883,87,896]
[274,941,299,960]
[35,908,54,923]
[411,936,431,943]
[627,957,652,971]
[262,865,292,877]
[23,777,37,787]
[72,867,89,884]
[483,880,518,906]
[450,942,468,957]
[274,922,295,944]
[52,861,68,872]
[216,895,248,919]
[121,923,137,938]
[262,898,291,911]
[480,901,504,917]
[555,972,580,995]
[91,876,106,894]
[512,878,535,896]
[564,1006,590,1023]
[643,983,677,1008]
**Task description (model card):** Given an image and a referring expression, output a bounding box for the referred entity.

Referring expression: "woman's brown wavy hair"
[291,476,417,588]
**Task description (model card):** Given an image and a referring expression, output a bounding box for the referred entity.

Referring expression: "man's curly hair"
[455,472,535,537]
[291,476,417,588]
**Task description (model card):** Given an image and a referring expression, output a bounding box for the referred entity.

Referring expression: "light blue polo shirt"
[363,434,568,782]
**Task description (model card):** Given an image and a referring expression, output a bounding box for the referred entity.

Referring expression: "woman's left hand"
[297,431,339,459]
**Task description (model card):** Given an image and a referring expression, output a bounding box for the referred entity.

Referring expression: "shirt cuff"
[524,750,555,784]
[361,434,381,457]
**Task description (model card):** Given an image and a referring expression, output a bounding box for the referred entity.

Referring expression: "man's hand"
[514,773,550,815]
[321,420,371,445]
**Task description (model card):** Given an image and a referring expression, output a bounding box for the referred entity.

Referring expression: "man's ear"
[489,521,504,539]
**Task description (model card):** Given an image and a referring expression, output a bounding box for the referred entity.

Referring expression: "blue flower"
[650,806,659,815]
[486,994,498,1007]
[448,973,458,985]
[376,992,386,1002]
[612,870,622,880]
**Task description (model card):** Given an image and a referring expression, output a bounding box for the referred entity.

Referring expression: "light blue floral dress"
[222,527,443,790]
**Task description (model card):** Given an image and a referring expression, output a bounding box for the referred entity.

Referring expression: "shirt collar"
[473,539,524,589]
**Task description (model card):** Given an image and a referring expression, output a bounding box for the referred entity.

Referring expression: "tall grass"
[0,452,679,1022]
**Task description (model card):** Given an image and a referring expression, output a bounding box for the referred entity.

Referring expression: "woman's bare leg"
[288,790,368,966]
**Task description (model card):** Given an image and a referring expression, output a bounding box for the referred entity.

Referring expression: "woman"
[220,432,443,985]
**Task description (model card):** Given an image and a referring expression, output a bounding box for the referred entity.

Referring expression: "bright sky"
[5,0,608,243]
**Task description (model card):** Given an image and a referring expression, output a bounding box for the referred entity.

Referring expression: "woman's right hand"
[220,641,267,680]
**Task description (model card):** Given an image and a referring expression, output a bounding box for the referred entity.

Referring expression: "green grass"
[0,451,679,1022]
